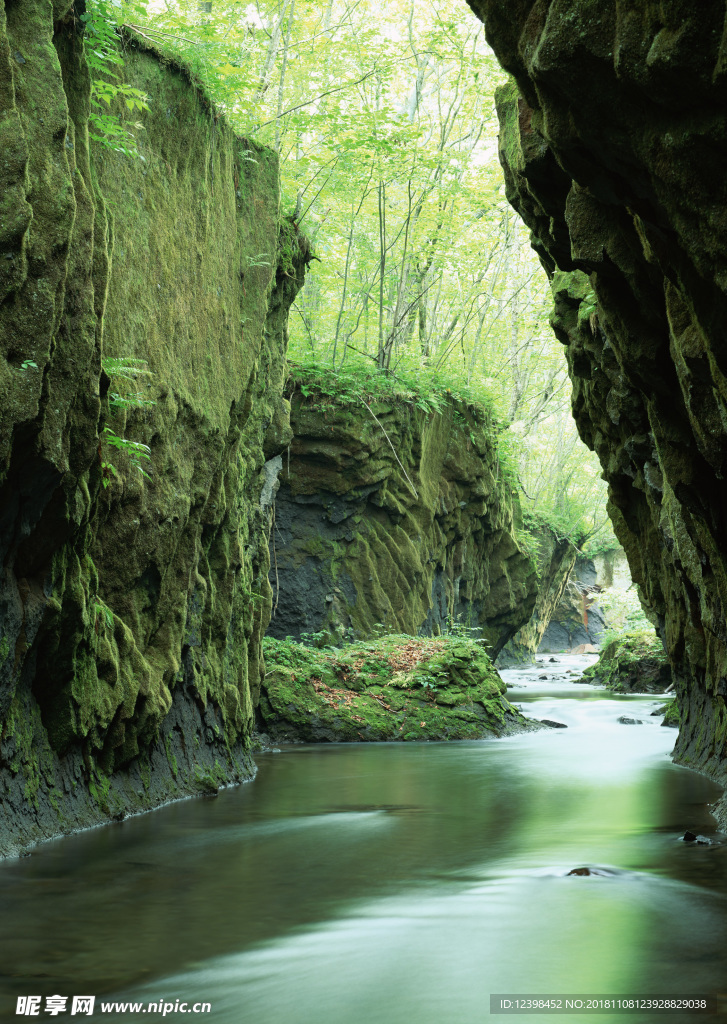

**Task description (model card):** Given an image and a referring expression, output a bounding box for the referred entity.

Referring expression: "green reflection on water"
[0,693,726,1024]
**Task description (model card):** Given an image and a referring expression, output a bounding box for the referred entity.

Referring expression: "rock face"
[538,553,606,652]
[497,527,576,665]
[0,6,306,853]
[467,1,727,824]
[267,391,537,657]
[499,537,621,664]
[591,547,631,594]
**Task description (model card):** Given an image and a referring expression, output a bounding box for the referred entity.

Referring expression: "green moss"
[164,733,178,777]
[659,699,680,728]
[581,628,671,693]
[494,79,523,178]
[5,696,58,811]
[193,767,219,793]
[260,634,529,742]
[139,751,151,792]
[275,392,536,651]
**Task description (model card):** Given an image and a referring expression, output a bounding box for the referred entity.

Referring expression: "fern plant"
[81,0,150,159]
[103,356,155,410]
[100,356,154,488]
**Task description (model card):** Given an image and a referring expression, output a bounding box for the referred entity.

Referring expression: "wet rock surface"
[466,0,727,824]
[268,394,537,655]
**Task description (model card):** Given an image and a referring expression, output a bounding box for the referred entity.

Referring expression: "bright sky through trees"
[96,0,615,549]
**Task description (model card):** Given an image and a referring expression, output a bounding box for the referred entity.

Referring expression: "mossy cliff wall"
[0,2,305,853]
[466,1,727,820]
[498,527,576,664]
[267,394,537,657]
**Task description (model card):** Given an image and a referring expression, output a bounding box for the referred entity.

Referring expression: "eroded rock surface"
[0,6,306,853]
[467,0,727,824]
[267,393,537,657]
[538,553,606,652]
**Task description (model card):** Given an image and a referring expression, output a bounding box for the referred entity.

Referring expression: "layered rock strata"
[267,392,537,657]
[0,4,306,853]
[466,0,727,821]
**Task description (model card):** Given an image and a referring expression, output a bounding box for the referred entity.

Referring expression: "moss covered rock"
[498,527,577,665]
[468,1,727,823]
[0,5,307,854]
[660,700,680,729]
[268,387,537,657]
[259,634,536,742]
[581,629,671,693]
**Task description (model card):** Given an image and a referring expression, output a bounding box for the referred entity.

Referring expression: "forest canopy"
[88,0,616,552]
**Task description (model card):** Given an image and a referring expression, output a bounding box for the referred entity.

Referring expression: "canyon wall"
[0,2,305,853]
[467,0,727,821]
[497,528,576,664]
[537,553,607,653]
[267,392,537,657]
[499,536,617,664]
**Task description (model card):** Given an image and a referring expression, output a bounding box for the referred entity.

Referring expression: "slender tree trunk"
[274,0,295,151]
[333,201,357,368]
[377,178,387,369]
[256,0,293,101]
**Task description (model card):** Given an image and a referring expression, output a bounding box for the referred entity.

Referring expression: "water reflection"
[1,657,726,1022]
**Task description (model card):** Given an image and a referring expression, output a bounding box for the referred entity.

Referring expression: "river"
[1,655,726,1023]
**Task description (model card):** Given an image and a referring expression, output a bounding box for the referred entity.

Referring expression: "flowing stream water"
[2,655,727,1023]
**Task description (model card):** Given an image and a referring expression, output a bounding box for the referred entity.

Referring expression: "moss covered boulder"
[659,700,680,729]
[259,634,537,743]
[581,630,671,694]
